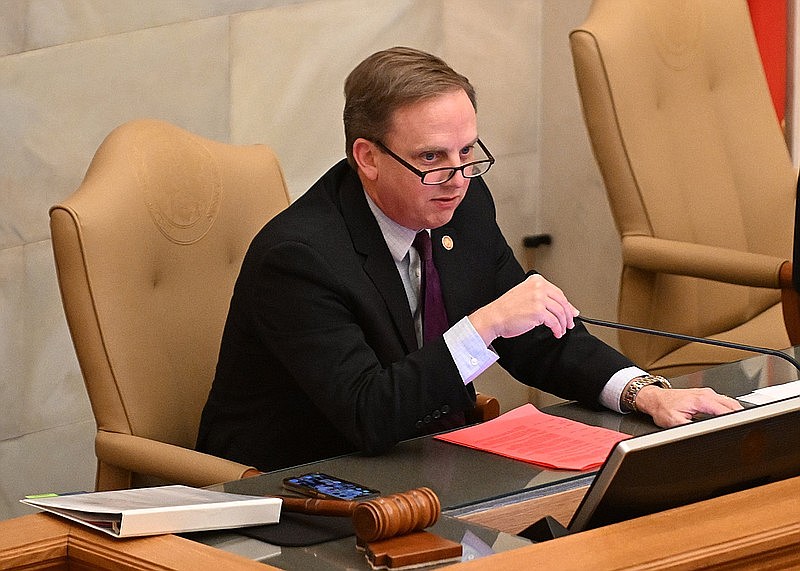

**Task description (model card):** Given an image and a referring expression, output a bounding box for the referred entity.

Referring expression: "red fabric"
[748,0,787,122]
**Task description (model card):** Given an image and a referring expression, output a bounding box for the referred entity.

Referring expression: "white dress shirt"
[364,193,642,412]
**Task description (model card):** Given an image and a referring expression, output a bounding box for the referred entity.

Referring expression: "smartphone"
[282,472,380,501]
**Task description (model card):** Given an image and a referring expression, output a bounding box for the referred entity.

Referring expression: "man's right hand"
[468,274,579,345]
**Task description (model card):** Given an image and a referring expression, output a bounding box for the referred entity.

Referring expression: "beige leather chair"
[50,119,290,490]
[570,0,799,377]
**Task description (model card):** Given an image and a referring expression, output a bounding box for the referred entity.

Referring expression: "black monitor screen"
[568,395,800,533]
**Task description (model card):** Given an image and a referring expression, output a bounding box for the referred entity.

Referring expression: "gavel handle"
[276,487,441,542]
[278,495,357,517]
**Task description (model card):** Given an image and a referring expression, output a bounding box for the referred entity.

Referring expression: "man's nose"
[445,167,468,186]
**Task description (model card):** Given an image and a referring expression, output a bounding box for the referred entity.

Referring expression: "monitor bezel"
[568,395,800,533]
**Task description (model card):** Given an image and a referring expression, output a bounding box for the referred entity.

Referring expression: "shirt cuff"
[600,365,648,413]
[444,316,499,385]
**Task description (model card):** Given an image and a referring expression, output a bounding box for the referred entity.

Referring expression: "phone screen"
[282,472,380,501]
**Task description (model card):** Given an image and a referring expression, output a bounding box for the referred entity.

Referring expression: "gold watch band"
[622,374,672,413]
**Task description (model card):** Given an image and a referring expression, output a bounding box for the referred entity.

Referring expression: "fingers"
[693,390,743,415]
[676,387,742,416]
[527,275,579,338]
[469,275,580,342]
[642,387,743,428]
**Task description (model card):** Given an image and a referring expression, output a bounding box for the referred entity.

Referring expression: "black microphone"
[579,315,800,374]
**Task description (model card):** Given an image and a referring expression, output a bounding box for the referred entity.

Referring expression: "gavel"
[278,487,441,542]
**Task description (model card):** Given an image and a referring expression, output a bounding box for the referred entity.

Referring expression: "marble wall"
[1,0,616,521]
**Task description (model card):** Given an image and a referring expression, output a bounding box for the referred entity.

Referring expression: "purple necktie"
[413,231,449,343]
[413,231,465,432]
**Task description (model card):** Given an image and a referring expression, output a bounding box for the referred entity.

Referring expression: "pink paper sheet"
[434,403,629,471]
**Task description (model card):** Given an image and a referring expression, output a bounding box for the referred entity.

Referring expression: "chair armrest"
[95,431,257,488]
[624,236,800,344]
[622,235,787,288]
[465,393,501,424]
[779,261,800,345]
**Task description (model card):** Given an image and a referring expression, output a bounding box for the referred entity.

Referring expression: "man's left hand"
[634,386,743,428]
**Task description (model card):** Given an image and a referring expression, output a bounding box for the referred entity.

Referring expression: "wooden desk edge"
[457,485,590,534]
[0,513,278,570]
[5,475,800,570]
[445,474,800,570]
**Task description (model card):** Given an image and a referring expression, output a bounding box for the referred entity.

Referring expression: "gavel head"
[351,487,441,542]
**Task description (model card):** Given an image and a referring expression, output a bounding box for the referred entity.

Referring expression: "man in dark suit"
[197,47,740,472]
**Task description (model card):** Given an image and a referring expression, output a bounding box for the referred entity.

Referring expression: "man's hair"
[343,46,477,169]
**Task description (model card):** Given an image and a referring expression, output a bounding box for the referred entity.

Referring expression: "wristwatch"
[622,374,672,413]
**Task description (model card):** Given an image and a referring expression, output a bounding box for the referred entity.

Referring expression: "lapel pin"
[442,235,454,251]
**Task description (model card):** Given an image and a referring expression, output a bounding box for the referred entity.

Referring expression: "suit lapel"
[432,182,487,322]
[339,173,418,353]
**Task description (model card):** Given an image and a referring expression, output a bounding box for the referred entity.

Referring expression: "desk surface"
[219,349,799,508]
[208,350,800,569]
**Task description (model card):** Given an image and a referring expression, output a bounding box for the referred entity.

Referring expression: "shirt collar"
[364,192,420,262]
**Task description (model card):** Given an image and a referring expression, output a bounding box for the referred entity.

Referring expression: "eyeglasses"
[375,139,495,185]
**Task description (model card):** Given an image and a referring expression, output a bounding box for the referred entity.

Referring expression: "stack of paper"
[435,403,628,471]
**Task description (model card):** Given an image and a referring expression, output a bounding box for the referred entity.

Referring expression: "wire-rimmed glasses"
[375,139,495,185]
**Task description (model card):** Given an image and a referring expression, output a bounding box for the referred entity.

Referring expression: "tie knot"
[413,231,432,261]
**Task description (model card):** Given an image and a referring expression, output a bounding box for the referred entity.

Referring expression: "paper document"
[434,404,628,471]
[21,485,281,538]
[738,379,800,405]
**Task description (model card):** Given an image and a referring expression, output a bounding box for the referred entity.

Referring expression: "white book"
[21,485,282,538]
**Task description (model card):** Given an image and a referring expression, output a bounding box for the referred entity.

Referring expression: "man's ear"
[352,138,379,181]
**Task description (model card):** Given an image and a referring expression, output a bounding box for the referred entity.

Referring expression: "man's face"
[362,89,479,230]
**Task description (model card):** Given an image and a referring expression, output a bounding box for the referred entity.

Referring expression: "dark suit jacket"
[196,160,634,471]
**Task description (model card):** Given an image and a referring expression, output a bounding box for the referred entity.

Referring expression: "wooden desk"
[0,513,275,570]
[5,475,799,570]
[457,484,589,534]
[6,350,799,569]
[446,474,800,570]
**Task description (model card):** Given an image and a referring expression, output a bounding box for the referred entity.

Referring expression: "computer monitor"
[567,395,800,533]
